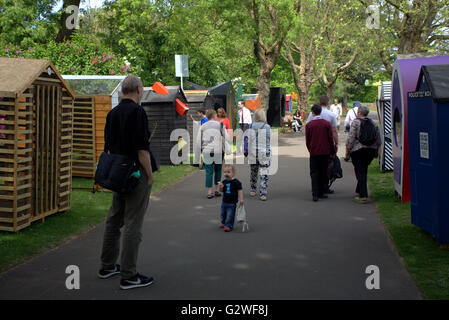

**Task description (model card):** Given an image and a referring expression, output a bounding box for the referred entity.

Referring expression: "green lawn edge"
[368,162,449,300]
[0,165,197,274]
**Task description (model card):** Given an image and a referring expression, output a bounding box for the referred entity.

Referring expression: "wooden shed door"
[33,84,61,217]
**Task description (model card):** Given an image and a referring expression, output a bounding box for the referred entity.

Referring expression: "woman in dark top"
[293,109,303,132]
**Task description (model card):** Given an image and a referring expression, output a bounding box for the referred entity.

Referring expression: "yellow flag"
[178,137,187,151]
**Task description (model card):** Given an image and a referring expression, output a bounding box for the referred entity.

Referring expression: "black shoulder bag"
[94,152,140,194]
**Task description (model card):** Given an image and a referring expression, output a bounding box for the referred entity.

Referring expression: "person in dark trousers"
[345,105,381,204]
[98,75,155,290]
[306,104,336,202]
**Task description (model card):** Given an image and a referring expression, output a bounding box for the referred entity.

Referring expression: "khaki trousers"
[100,170,151,280]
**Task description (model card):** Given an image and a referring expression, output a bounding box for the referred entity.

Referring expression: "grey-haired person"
[345,105,381,204]
[98,75,155,290]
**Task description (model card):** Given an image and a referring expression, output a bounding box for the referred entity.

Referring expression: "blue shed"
[408,64,449,244]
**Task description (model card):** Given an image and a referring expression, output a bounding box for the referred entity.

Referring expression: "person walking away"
[306,105,336,202]
[345,105,381,204]
[248,109,271,201]
[330,98,342,131]
[344,101,360,133]
[307,95,338,193]
[98,75,154,290]
[219,164,244,232]
[195,109,229,199]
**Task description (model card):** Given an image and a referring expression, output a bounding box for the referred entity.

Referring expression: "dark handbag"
[94,152,140,194]
[149,149,158,172]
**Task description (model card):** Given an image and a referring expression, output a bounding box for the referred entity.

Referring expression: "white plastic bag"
[236,204,249,232]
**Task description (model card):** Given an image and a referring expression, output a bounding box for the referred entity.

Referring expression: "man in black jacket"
[98,75,155,290]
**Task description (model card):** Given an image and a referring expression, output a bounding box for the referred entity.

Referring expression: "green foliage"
[0,0,59,46]
[0,32,132,75]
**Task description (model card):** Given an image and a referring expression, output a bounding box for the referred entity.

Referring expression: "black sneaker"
[120,274,154,290]
[319,194,328,199]
[98,264,120,279]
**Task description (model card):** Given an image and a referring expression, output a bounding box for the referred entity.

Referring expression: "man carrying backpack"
[345,105,380,204]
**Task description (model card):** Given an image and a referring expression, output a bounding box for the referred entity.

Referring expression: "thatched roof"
[0,57,74,98]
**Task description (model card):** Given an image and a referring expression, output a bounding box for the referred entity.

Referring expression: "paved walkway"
[0,130,422,300]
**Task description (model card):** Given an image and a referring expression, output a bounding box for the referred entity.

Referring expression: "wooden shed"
[267,87,286,127]
[63,76,125,178]
[141,86,189,166]
[208,81,236,130]
[0,57,74,232]
[184,90,214,152]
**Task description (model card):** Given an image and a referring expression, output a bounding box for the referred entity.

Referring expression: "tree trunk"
[326,84,335,101]
[257,65,272,111]
[298,86,309,116]
[343,85,348,111]
[56,0,81,43]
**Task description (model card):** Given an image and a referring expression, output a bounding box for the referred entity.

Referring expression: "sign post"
[175,55,189,90]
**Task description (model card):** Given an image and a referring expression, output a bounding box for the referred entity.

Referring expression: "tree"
[359,0,449,74]
[56,0,82,42]
[0,0,59,46]
[201,0,294,109]
[282,0,368,112]
[282,0,330,114]
[248,0,294,110]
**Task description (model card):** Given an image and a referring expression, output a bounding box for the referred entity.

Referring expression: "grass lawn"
[368,162,449,299]
[0,165,197,273]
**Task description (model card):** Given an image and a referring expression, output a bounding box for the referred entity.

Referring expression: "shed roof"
[184,90,209,103]
[209,81,232,96]
[0,57,74,98]
[62,75,125,96]
[141,86,187,104]
[184,80,208,90]
[417,64,449,103]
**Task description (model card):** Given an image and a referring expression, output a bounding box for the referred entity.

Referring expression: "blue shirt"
[200,117,209,125]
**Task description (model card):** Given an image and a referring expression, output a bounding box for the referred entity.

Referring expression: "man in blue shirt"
[189,108,209,126]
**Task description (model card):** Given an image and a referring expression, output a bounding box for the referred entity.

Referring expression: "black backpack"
[358,118,377,146]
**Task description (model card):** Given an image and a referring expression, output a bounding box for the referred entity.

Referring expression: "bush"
[0,32,133,76]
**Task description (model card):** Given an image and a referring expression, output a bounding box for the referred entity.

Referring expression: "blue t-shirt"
[222,178,242,204]
[200,117,209,125]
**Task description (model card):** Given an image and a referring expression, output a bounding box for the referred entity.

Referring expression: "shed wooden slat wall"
[57,88,73,212]
[72,96,95,177]
[71,95,111,178]
[94,96,111,164]
[0,71,73,232]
